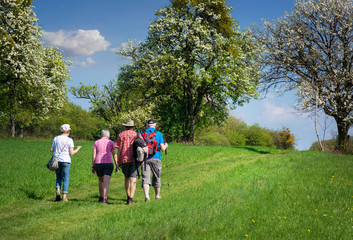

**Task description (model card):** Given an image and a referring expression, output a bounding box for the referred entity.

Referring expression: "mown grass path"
[0,141,352,239]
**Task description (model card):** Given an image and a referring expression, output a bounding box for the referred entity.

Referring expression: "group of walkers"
[50,119,168,204]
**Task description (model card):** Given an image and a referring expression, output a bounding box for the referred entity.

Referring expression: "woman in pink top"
[92,130,117,204]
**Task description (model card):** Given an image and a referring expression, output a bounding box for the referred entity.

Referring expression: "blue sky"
[33,0,351,150]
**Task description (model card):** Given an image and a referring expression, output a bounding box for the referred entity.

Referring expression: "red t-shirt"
[115,130,136,164]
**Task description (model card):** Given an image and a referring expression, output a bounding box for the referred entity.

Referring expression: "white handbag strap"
[56,137,70,156]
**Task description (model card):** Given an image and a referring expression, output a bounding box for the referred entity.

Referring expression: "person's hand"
[115,167,119,174]
[77,146,82,151]
[91,167,95,174]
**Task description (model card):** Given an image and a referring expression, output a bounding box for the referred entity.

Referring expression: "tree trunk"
[335,118,350,153]
[10,114,16,137]
[314,92,323,151]
[19,128,24,138]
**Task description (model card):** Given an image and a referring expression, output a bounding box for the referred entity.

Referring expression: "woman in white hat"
[50,124,82,202]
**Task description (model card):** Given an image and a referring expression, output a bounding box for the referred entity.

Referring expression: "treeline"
[0,102,296,150]
[0,103,107,141]
[196,116,296,150]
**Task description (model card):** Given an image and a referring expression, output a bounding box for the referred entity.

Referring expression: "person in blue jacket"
[141,119,168,202]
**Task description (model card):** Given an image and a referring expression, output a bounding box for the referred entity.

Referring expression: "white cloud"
[43,29,111,57]
[262,101,295,122]
[75,57,96,68]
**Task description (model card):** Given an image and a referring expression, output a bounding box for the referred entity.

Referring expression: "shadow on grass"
[21,189,44,200]
[234,146,273,154]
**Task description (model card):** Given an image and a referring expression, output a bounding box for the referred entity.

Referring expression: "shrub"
[245,124,274,147]
[310,138,353,155]
[197,131,231,145]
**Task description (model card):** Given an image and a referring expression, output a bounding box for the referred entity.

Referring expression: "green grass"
[1,140,353,239]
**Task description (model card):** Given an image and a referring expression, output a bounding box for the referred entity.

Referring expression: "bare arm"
[92,148,97,165]
[160,142,168,151]
[112,149,118,169]
[69,146,82,156]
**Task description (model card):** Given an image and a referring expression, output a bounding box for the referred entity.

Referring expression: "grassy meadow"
[0,140,353,239]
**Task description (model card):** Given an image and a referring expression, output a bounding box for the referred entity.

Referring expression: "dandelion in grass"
[323,214,327,217]
[252,219,255,223]
[308,229,311,232]
[315,209,318,212]
[245,234,249,237]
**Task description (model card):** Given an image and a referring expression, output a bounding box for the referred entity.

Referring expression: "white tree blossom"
[0,0,71,136]
[253,0,353,152]
[119,0,261,142]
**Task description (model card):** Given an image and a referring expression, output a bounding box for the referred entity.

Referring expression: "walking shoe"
[128,198,135,205]
[103,200,110,204]
[55,195,61,202]
[62,196,68,202]
[145,197,150,202]
[155,195,161,200]
[99,197,103,202]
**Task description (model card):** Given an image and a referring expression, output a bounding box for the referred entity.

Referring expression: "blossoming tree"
[0,0,70,137]
[253,0,353,152]
[118,0,261,143]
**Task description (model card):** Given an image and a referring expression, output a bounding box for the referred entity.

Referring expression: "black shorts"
[94,163,114,177]
[120,162,138,178]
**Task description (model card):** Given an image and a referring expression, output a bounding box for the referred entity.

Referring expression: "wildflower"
[252,219,255,223]
[236,172,238,174]
[345,211,350,215]
[323,214,327,217]
[245,234,249,237]
[283,216,287,219]
[308,229,311,232]
[315,209,318,212]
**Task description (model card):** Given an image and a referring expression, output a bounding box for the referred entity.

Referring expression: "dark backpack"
[133,132,148,163]
[141,130,159,156]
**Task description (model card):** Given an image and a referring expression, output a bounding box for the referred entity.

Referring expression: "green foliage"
[310,138,353,155]
[117,1,261,143]
[197,131,231,145]
[71,76,153,136]
[0,102,106,140]
[196,116,296,149]
[245,124,274,147]
[1,141,353,239]
[0,1,71,136]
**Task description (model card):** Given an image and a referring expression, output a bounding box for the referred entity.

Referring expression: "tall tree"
[0,0,70,137]
[253,0,353,152]
[119,0,261,143]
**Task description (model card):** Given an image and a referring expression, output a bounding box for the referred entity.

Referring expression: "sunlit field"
[0,140,353,239]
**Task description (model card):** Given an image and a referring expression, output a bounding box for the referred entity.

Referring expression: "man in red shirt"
[115,119,138,205]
